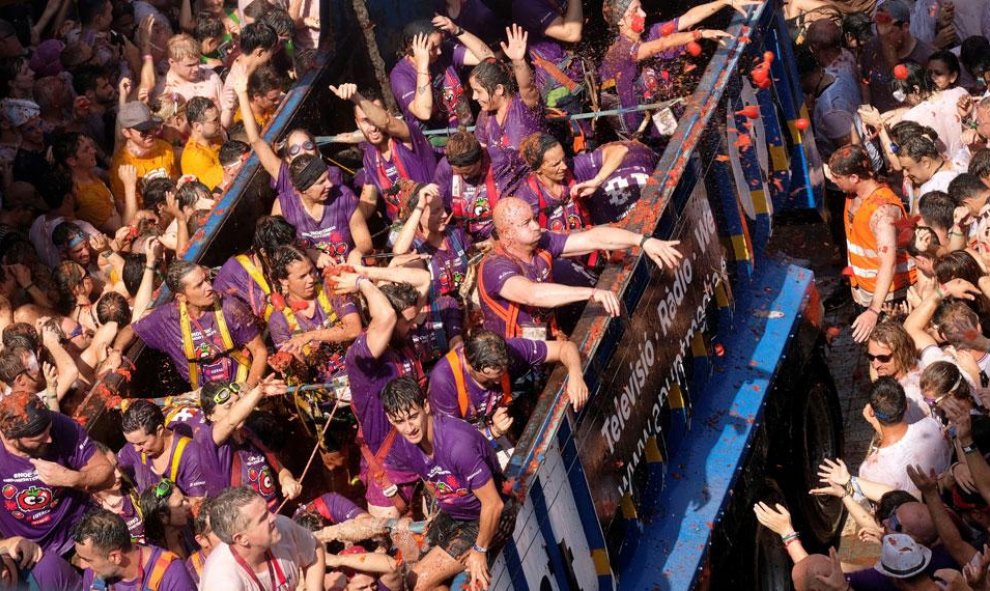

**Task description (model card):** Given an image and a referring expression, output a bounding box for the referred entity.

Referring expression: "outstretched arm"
[330,83,411,142]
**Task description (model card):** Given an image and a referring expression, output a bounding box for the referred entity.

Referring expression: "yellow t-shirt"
[181,138,223,190]
[232,107,274,131]
[110,139,178,208]
[74,177,116,228]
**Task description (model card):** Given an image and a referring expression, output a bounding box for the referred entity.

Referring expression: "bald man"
[476,196,681,339]
[791,554,836,591]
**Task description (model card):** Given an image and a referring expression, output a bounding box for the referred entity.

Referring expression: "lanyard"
[230,547,286,591]
[374,139,410,193]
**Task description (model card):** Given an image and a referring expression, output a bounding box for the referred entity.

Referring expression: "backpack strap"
[446,349,471,419]
[169,437,190,483]
[146,548,179,591]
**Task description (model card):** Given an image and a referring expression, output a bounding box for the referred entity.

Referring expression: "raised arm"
[636,29,729,61]
[433,16,494,65]
[330,83,411,142]
[678,0,758,30]
[502,25,540,110]
[405,33,436,122]
[542,0,584,43]
[212,376,286,445]
[563,226,682,270]
[908,463,978,566]
[235,69,283,179]
[392,187,438,255]
[330,274,397,358]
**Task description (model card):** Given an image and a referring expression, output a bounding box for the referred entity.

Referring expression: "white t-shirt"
[199,515,317,591]
[858,417,951,498]
[905,168,960,214]
[902,87,970,167]
[898,369,930,425]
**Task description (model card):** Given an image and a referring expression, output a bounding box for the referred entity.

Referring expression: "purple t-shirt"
[515,172,588,234]
[599,19,684,132]
[17,545,81,590]
[119,491,146,543]
[435,0,507,46]
[277,176,359,262]
[387,414,501,521]
[132,297,260,384]
[345,334,423,454]
[360,125,438,222]
[268,290,357,381]
[81,545,196,591]
[578,142,657,224]
[390,44,470,129]
[414,228,471,298]
[117,435,209,497]
[0,413,96,555]
[478,232,568,336]
[185,549,207,586]
[213,255,271,321]
[511,0,582,98]
[429,338,548,422]
[435,151,529,240]
[408,294,464,366]
[475,96,546,167]
[303,492,366,524]
[193,421,281,510]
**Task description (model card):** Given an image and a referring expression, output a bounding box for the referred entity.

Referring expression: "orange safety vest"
[477,247,559,339]
[445,348,512,421]
[843,186,914,298]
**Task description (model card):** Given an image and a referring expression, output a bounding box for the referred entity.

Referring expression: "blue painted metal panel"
[616,259,815,590]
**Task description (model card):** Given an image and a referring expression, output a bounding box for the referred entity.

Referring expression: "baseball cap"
[874,533,932,579]
[118,101,163,132]
[876,0,911,24]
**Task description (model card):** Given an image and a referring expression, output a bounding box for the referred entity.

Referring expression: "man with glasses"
[110,101,178,208]
[181,97,224,190]
[73,507,195,590]
[866,321,930,424]
[0,391,113,556]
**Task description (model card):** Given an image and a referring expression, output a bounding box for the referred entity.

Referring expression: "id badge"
[521,325,548,341]
[383,483,399,497]
[652,108,678,136]
[332,374,351,404]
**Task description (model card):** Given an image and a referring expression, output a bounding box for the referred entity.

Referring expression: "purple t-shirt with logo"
[360,125,438,222]
[599,19,683,133]
[117,435,209,497]
[414,228,471,299]
[277,177,358,262]
[429,338,548,422]
[193,421,281,509]
[81,545,196,591]
[0,413,95,555]
[579,141,657,224]
[435,152,529,241]
[388,413,501,521]
[390,44,470,129]
[268,291,357,381]
[515,172,588,234]
[304,492,366,524]
[132,297,260,384]
[17,540,81,590]
[478,232,568,335]
[408,294,464,367]
[213,255,271,321]
[475,97,546,166]
[435,0,507,46]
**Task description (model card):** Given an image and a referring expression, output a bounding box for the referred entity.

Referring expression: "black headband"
[293,157,329,192]
[447,142,483,167]
[2,402,51,439]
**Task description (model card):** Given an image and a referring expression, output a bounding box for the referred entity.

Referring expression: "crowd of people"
[751,0,990,588]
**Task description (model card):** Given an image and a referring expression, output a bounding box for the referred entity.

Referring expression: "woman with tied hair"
[53,260,99,338]
[150,93,190,157]
[139,478,197,557]
[193,376,304,508]
[214,215,298,322]
[272,153,371,268]
[266,244,361,384]
[388,17,493,130]
[434,130,528,242]
[468,25,545,166]
[393,179,472,304]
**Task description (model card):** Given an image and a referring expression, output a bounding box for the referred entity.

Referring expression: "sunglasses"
[136,126,160,139]
[287,141,315,157]
[866,353,893,363]
[153,478,174,500]
[213,382,242,405]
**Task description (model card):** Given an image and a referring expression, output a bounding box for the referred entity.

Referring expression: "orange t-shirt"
[110,139,178,207]
[181,138,223,190]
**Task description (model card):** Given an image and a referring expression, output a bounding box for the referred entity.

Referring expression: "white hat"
[1,98,39,128]
[874,533,932,579]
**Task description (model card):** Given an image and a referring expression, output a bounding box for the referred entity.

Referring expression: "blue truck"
[77,0,845,588]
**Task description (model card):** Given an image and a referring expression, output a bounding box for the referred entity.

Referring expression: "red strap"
[312,495,333,523]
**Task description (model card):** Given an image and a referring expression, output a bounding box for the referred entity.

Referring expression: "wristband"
[143,54,153,61]
[472,543,488,554]
[145,265,155,271]
[639,234,650,247]
[453,26,464,36]
[865,308,880,316]
[355,276,368,289]
[963,443,979,455]
[780,531,799,542]
[850,476,864,498]
[935,283,946,299]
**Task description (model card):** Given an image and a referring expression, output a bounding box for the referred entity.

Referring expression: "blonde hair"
[168,33,201,62]
[151,93,187,122]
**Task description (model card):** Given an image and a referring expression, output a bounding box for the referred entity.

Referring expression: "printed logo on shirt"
[603,173,651,208]
[2,483,58,522]
[247,464,276,498]
[424,467,469,503]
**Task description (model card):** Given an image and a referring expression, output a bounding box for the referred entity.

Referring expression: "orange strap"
[358,428,407,512]
[532,54,579,92]
[477,249,557,338]
[147,548,179,590]
[447,348,512,420]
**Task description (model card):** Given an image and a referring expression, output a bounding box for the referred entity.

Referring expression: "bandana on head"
[1,99,39,128]
[293,157,329,192]
[603,0,635,27]
[0,391,52,439]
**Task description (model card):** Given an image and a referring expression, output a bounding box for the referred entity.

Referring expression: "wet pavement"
[768,214,880,567]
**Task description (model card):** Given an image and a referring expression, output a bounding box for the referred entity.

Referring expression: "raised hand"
[411,32,431,67]
[500,24,528,62]
[752,501,795,536]
[329,83,359,102]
